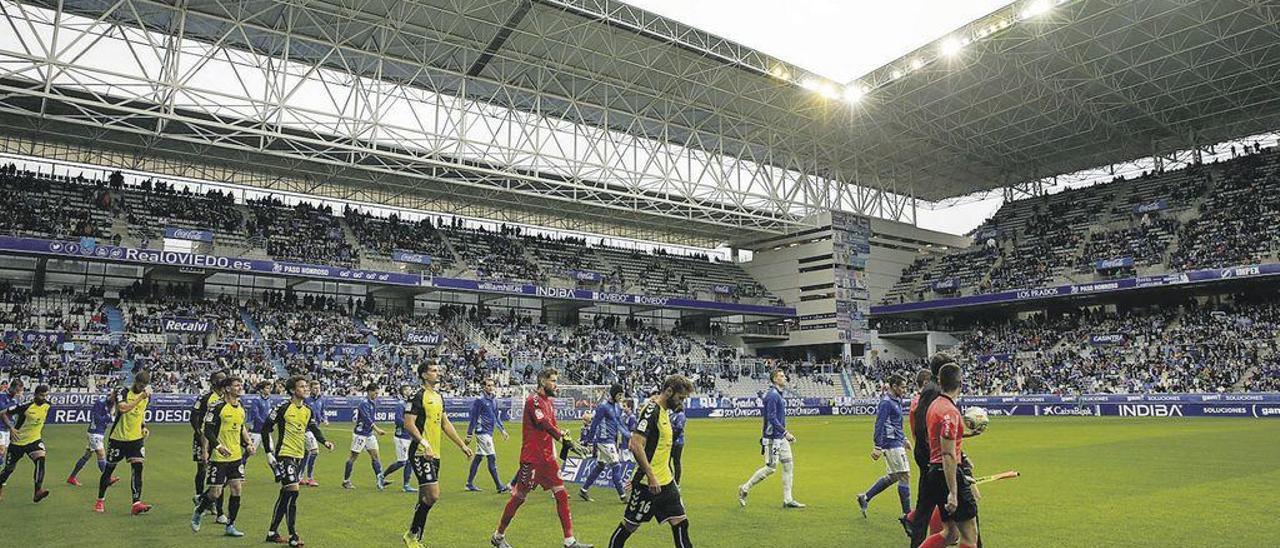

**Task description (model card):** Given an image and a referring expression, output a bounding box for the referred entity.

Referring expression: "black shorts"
[922,465,978,522]
[6,440,45,464]
[411,456,440,486]
[206,461,245,486]
[106,439,145,463]
[623,482,686,525]
[273,457,302,485]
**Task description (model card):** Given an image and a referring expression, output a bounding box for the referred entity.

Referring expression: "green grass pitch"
[1,416,1277,547]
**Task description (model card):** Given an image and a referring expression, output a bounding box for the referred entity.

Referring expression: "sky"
[622,0,1016,235]
[622,0,1014,83]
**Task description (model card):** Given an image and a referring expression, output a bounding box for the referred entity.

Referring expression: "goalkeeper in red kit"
[490,368,593,548]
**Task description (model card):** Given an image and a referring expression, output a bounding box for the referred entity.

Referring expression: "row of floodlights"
[773,0,1068,104]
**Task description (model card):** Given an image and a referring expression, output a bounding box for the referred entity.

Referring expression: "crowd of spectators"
[247,197,357,267]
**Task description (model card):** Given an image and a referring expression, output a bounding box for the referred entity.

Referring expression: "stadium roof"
[0,0,1278,245]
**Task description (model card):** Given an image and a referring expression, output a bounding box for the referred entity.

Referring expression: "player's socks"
[897,480,911,515]
[672,520,692,548]
[610,464,625,497]
[919,533,948,548]
[467,455,483,488]
[268,489,291,533]
[553,488,575,539]
[581,462,606,493]
[130,462,144,502]
[608,523,633,548]
[304,453,317,479]
[285,490,299,536]
[780,460,795,502]
[408,500,433,540]
[194,491,214,514]
[929,508,944,535]
[195,463,206,496]
[371,459,383,483]
[227,494,241,526]
[31,454,44,491]
[402,461,412,487]
[344,460,354,483]
[215,490,225,516]
[486,455,502,490]
[497,491,525,533]
[864,475,893,501]
[71,452,93,478]
[0,461,15,485]
[744,465,774,489]
[98,463,118,499]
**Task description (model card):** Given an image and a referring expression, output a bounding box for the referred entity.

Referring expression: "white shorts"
[304,431,319,451]
[0,429,11,446]
[394,437,412,462]
[763,438,793,467]
[87,433,106,452]
[883,447,910,475]
[595,442,621,464]
[350,434,380,454]
[474,433,496,456]
[247,433,263,453]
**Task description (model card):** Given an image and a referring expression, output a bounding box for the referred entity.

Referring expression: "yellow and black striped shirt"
[205,400,247,463]
[263,400,326,459]
[110,387,149,442]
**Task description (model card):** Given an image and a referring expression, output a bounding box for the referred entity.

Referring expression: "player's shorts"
[594,442,621,464]
[0,430,9,446]
[272,457,302,485]
[884,447,910,475]
[763,438,793,467]
[206,460,246,486]
[106,438,145,463]
[411,456,441,485]
[474,433,496,456]
[247,433,262,454]
[922,465,978,522]
[394,437,412,462]
[623,482,686,525]
[86,433,106,452]
[5,440,45,464]
[350,433,380,453]
[304,431,319,451]
[515,460,564,492]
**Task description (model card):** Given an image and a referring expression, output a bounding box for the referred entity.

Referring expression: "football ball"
[963,407,990,434]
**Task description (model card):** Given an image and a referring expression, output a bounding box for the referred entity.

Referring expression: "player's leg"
[858,473,894,516]
[193,465,224,529]
[0,445,21,486]
[30,445,48,500]
[487,454,504,491]
[466,453,484,490]
[224,476,245,537]
[406,457,440,543]
[778,440,802,507]
[304,449,318,484]
[368,446,384,489]
[266,458,300,543]
[343,450,359,488]
[551,484,580,546]
[739,440,776,505]
[495,464,530,540]
[95,441,122,510]
[896,472,913,516]
[128,455,149,511]
[69,447,94,483]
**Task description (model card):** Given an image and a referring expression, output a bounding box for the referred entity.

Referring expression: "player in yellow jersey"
[262,376,333,547]
[0,384,51,504]
[607,375,696,548]
[95,370,153,515]
[402,361,473,548]
[192,376,256,536]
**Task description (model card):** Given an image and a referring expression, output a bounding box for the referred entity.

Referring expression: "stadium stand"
[882,147,1280,304]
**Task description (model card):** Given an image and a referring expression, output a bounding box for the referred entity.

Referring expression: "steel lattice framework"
[0,0,1277,247]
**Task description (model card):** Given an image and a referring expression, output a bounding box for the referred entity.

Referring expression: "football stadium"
[0,0,1278,546]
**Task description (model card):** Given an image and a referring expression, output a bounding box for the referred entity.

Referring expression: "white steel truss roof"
[0,0,1277,247]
